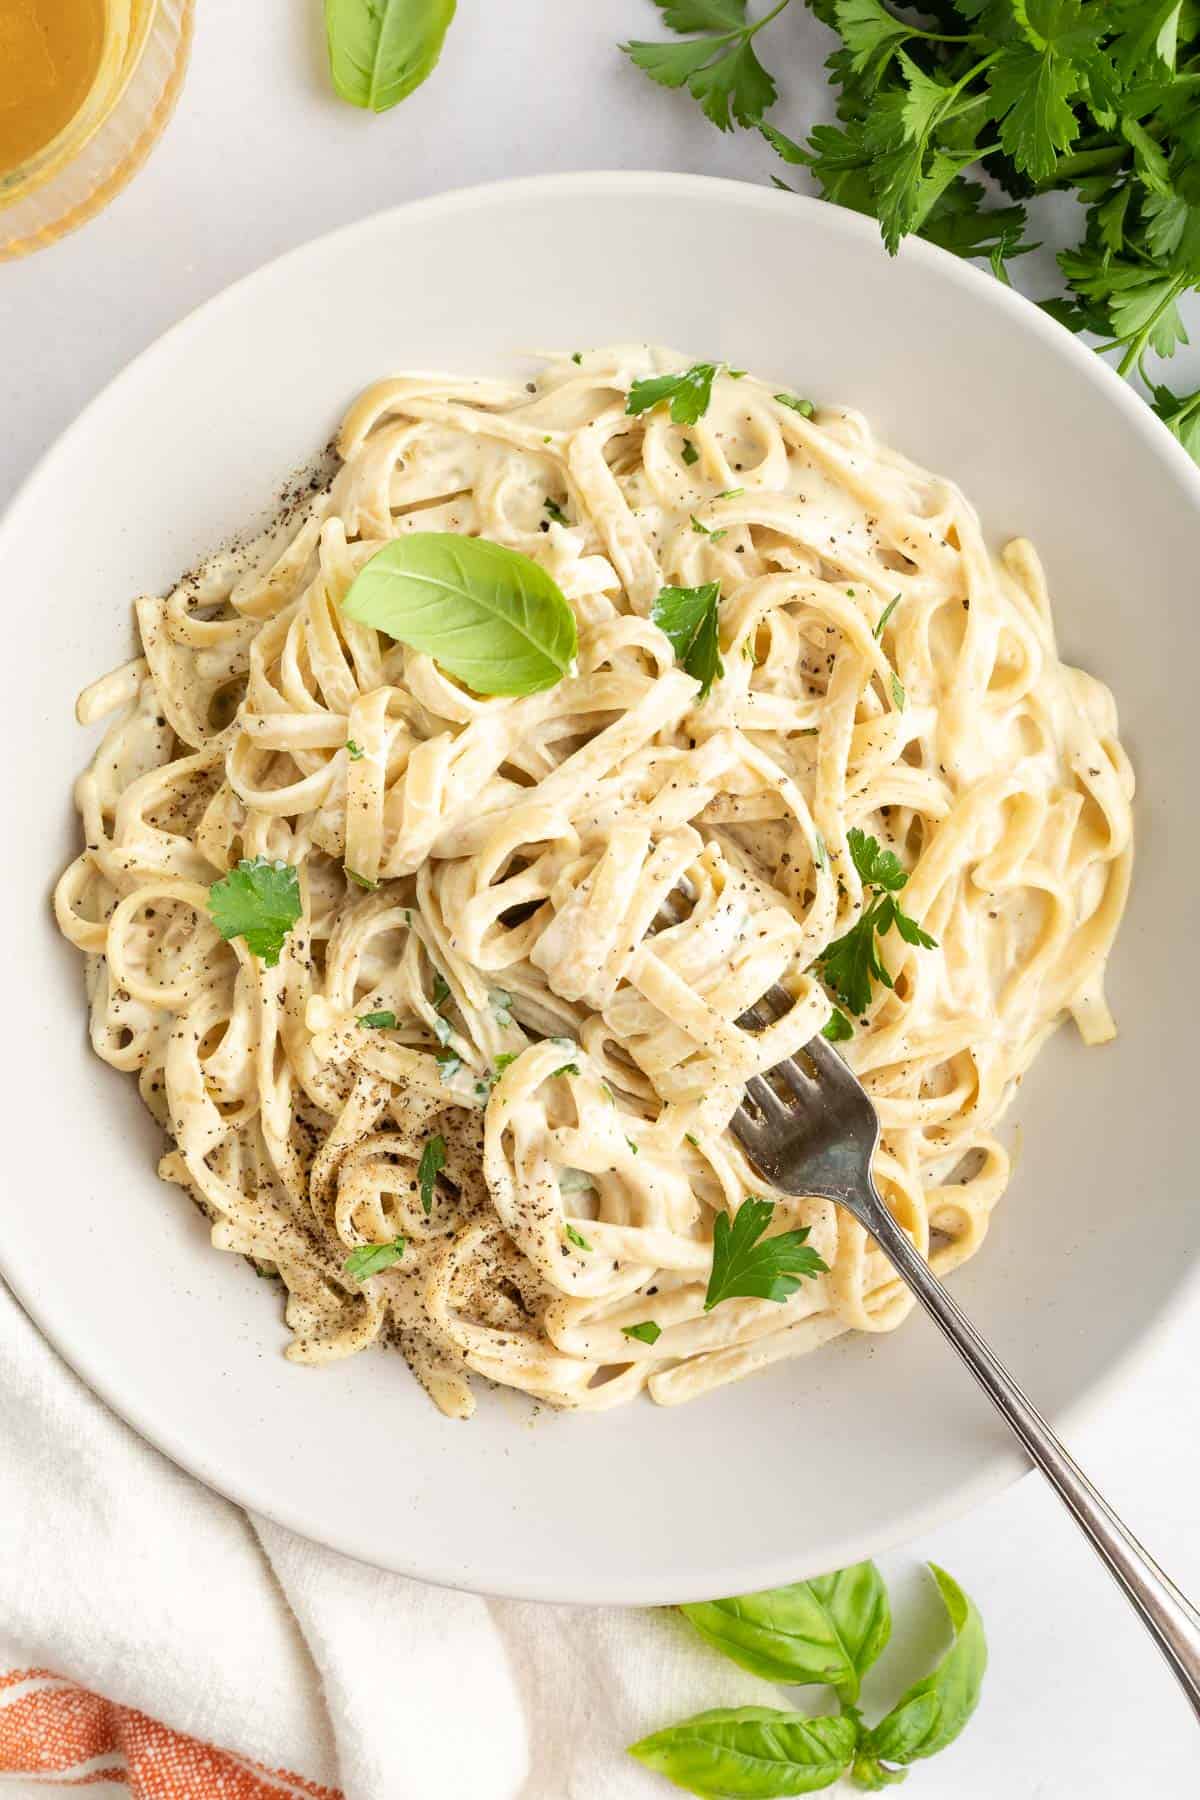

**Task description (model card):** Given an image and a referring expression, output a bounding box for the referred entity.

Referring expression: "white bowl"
[3,174,1196,1603]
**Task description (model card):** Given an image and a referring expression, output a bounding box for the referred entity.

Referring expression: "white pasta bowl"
[3,173,1197,1603]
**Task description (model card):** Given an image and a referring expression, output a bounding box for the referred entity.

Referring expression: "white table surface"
[3,4,1197,1795]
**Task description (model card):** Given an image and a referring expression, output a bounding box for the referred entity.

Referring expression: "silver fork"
[731,982,1200,1721]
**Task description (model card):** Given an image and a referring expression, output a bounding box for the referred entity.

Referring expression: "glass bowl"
[0,0,194,262]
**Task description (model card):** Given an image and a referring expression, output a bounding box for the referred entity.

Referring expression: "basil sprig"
[629,1561,986,1795]
[682,1562,889,1705]
[324,0,457,113]
[341,532,577,697]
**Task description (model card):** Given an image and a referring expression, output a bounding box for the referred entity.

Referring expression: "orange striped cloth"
[0,1670,342,1798]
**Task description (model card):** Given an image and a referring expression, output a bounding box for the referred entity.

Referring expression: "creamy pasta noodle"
[54,348,1133,1418]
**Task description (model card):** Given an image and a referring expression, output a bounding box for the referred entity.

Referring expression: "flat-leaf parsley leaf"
[652,581,724,698]
[705,1196,829,1310]
[207,859,301,968]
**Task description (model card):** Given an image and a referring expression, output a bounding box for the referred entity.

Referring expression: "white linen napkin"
[0,1278,778,1799]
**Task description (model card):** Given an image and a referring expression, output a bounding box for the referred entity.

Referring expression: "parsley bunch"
[623,0,1200,464]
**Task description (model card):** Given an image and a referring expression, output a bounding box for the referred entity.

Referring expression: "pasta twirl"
[53,347,1133,1418]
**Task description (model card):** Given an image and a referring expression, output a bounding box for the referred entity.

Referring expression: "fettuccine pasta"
[53,346,1133,1417]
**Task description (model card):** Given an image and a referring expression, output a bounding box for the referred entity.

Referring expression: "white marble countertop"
[3,3,1197,1794]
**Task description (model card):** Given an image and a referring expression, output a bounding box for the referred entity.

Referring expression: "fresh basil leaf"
[622,1320,662,1345]
[207,859,301,968]
[682,1563,890,1704]
[344,1236,406,1280]
[358,1009,397,1029]
[705,1198,829,1310]
[324,0,457,113]
[865,1565,987,1769]
[629,1705,857,1796]
[418,1133,445,1216]
[341,532,577,697]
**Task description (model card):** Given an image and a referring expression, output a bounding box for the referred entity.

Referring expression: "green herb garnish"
[431,971,451,1008]
[775,391,815,416]
[207,859,301,968]
[418,1134,445,1216]
[622,1320,663,1345]
[544,496,569,526]
[816,828,936,1017]
[681,438,700,466]
[705,1196,829,1310]
[553,1062,581,1078]
[345,739,365,760]
[434,1046,462,1081]
[341,532,577,697]
[874,593,902,639]
[651,581,723,699]
[345,868,378,890]
[626,360,728,424]
[494,1052,519,1074]
[565,1223,592,1252]
[344,1235,406,1281]
[822,1006,854,1042]
[358,1009,397,1029]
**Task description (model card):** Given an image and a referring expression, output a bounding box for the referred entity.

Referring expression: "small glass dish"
[1,0,194,262]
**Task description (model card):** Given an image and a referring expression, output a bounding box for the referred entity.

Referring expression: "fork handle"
[865,1198,1200,1719]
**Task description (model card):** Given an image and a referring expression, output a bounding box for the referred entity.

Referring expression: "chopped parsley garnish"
[358,1009,397,1029]
[626,1137,640,1155]
[774,393,814,417]
[681,438,700,466]
[345,868,378,890]
[813,831,827,872]
[891,672,906,711]
[622,1320,663,1346]
[626,361,726,425]
[544,496,569,526]
[684,1132,700,1150]
[431,971,451,1008]
[345,739,365,760]
[565,1223,593,1252]
[553,1062,581,1078]
[344,1236,406,1281]
[207,859,302,968]
[571,351,583,364]
[418,1134,446,1216]
[494,1052,519,1074]
[432,1014,453,1047]
[822,1006,854,1043]
[690,513,727,542]
[717,486,744,499]
[651,581,723,700]
[491,989,514,1026]
[434,1046,463,1081]
[874,594,902,639]
[815,828,937,1018]
[704,1197,828,1311]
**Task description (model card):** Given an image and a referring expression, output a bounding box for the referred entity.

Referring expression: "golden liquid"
[0,0,106,177]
